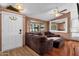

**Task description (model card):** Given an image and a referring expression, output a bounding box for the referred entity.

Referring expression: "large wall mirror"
[49,12,71,38]
[49,18,68,32]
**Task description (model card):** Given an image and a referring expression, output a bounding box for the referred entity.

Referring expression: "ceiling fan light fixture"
[53,7,62,17]
[15,3,24,11]
[55,13,61,17]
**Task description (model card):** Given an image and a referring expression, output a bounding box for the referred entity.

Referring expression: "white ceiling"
[21,3,65,20]
[0,3,69,21]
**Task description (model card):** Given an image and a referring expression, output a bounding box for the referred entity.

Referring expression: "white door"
[2,12,23,51]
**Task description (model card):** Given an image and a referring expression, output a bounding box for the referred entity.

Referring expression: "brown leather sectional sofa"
[25,32,64,55]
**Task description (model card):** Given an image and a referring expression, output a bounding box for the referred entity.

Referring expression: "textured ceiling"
[21,3,65,20]
[0,3,69,20]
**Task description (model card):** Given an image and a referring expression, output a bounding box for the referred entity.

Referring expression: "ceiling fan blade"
[59,9,67,13]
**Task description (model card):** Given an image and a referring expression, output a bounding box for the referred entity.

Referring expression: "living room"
[25,3,79,56]
[0,3,79,56]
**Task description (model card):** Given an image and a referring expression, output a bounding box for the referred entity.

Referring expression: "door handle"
[19,29,22,34]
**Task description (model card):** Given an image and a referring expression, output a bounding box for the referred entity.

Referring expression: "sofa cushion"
[44,31,54,35]
[35,32,43,35]
[47,37,62,41]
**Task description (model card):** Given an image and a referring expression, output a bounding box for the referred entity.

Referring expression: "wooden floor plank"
[24,46,38,56]
[1,39,79,56]
[22,47,33,56]
[46,40,79,56]
[0,46,39,56]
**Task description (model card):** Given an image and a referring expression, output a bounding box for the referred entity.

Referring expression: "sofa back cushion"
[44,31,54,35]
[34,32,43,36]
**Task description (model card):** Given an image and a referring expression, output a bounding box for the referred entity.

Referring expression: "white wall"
[2,11,23,51]
[59,3,79,37]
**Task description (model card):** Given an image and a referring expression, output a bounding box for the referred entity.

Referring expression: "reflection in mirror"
[57,22,65,31]
[50,18,67,32]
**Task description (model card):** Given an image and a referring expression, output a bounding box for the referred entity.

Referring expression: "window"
[30,20,45,32]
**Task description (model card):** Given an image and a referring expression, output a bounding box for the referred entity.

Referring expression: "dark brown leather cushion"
[35,32,43,35]
[44,31,54,35]
[44,31,61,37]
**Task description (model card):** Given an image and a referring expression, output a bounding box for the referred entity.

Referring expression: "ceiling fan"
[58,9,68,14]
[51,8,68,17]
[50,8,68,20]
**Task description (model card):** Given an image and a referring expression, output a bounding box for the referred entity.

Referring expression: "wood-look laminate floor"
[0,46,39,56]
[1,39,79,56]
[46,40,79,56]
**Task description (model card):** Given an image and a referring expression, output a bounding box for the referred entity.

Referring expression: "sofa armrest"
[39,37,53,54]
[45,39,53,51]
